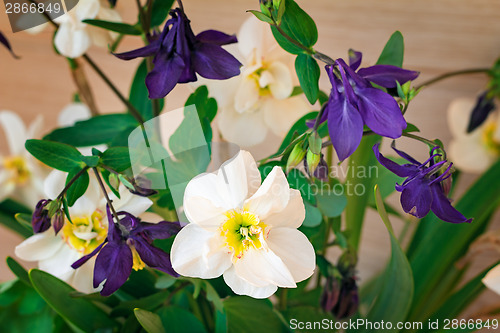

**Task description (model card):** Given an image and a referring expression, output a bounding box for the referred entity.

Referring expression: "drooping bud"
[52,210,65,235]
[313,156,329,181]
[130,176,158,197]
[333,276,359,319]
[286,143,306,173]
[306,150,321,175]
[31,199,52,233]
[321,276,341,313]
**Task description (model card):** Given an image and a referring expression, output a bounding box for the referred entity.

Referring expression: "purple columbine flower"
[324,50,419,161]
[373,143,472,224]
[32,199,52,234]
[114,7,241,99]
[467,91,496,133]
[72,206,181,296]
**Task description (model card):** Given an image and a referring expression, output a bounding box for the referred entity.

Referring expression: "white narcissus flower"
[483,264,500,295]
[0,111,46,207]
[200,16,311,147]
[447,98,500,173]
[54,0,121,58]
[15,170,152,293]
[171,150,315,298]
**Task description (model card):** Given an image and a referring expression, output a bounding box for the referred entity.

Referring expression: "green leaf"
[316,187,347,218]
[130,60,165,121]
[295,54,320,104]
[44,114,137,147]
[403,122,420,133]
[65,167,89,207]
[29,269,118,332]
[284,306,336,332]
[271,0,318,54]
[6,257,31,287]
[154,275,177,289]
[101,147,131,172]
[287,169,315,204]
[82,19,142,35]
[376,31,404,67]
[365,186,414,328]
[157,306,207,333]
[134,308,166,333]
[80,155,99,168]
[150,0,175,27]
[14,213,33,231]
[111,291,169,317]
[223,297,288,333]
[247,10,274,24]
[25,139,83,172]
[0,211,32,238]
[274,111,318,158]
[185,85,218,143]
[303,201,322,227]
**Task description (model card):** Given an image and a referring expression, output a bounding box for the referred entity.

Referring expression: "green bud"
[286,144,306,173]
[259,0,272,17]
[308,132,322,155]
[46,200,60,218]
[306,150,321,174]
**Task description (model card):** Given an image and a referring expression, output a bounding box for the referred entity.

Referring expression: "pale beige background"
[1,0,500,318]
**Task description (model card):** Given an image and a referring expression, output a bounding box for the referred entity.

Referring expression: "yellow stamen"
[61,210,107,255]
[131,245,146,271]
[482,122,500,155]
[220,209,267,261]
[3,156,30,185]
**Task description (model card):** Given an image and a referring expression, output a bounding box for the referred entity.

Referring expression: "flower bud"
[306,150,321,175]
[52,210,65,235]
[313,157,329,181]
[321,276,340,313]
[32,199,51,234]
[333,277,359,319]
[286,144,306,173]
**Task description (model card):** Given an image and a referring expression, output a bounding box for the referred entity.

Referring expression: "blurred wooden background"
[1,0,500,317]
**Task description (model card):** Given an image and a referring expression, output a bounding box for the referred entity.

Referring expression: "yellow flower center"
[131,245,146,271]
[62,210,107,255]
[3,156,30,185]
[481,121,500,155]
[220,209,268,261]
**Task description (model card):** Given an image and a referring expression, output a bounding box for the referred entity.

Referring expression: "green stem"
[92,167,121,224]
[279,288,288,311]
[56,167,89,200]
[415,68,490,90]
[402,132,441,148]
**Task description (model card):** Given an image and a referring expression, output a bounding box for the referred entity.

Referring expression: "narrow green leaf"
[6,257,31,286]
[25,139,83,172]
[0,210,32,238]
[101,147,131,172]
[130,61,165,121]
[134,308,166,333]
[157,306,207,333]
[82,19,142,35]
[247,10,275,24]
[14,213,32,231]
[111,291,169,317]
[149,0,175,27]
[295,54,320,104]
[65,168,89,207]
[365,186,414,327]
[29,269,118,332]
[376,31,404,67]
[44,114,137,147]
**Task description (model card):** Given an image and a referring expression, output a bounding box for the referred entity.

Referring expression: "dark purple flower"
[0,31,19,59]
[32,199,51,234]
[324,51,419,161]
[52,211,65,235]
[321,276,359,319]
[467,91,496,133]
[72,206,181,296]
[114,8,241,98]
[373,143,472,224]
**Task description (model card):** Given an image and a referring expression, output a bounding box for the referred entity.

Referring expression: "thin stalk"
[279,288,288,311]
[415,68,490,90]
[92,167,120,224]
[56,167,89,200]
[402,132,441,148]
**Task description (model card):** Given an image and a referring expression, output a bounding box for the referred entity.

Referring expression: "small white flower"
[54,0,121,58]
[171,150,315,299]
[200,16,311,147]
[0,111,46,207]
[483,264,500,295]
[15,170,152,293]
[447,98,500,173]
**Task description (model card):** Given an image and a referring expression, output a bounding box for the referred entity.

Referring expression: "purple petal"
[196,30,238,45]
[467,91,496,133]
[373,143,419,177]
[71,240,106,269]
[106,205,121,243]
[133,238,178,276]
[356,87,407,138]
[430,183,472,224]
[348,49,362,71]
[116,211,140,231]
[0,31,19,59]
[94,242,133,296]
[327,93,364,162]
[357,65,419,88]
[193,43,241,80]
[400,177,433,218]
[134,221,181,241]
[146,52,185,99]
[113,41,160,60]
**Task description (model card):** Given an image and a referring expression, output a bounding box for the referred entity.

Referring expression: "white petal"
[449,138,495,173]
[69,257,100,293]
[171,224,232,279]
[263,189,305,229]
[0,111,28,155]
[195,75,240,109]
[266,227,315,282]
[447,98,476,139]
[244,166,290,219]
[27,115,44,139]
[38,246,81,281]
[58,103,91,127]
[183,196,228,229]
[234,247,296,288]
[237,16,269,59]
[75,0,100,21]
[111,188,152,216]
[15,230,64,261]
[267,61,293,100]
[483,264,500,296]
[263,95,311,137]
[223,266,277,299]
[44,170,66,199]
[54,22,91,58]
[234,76,260,113]
[218,106,268,147]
